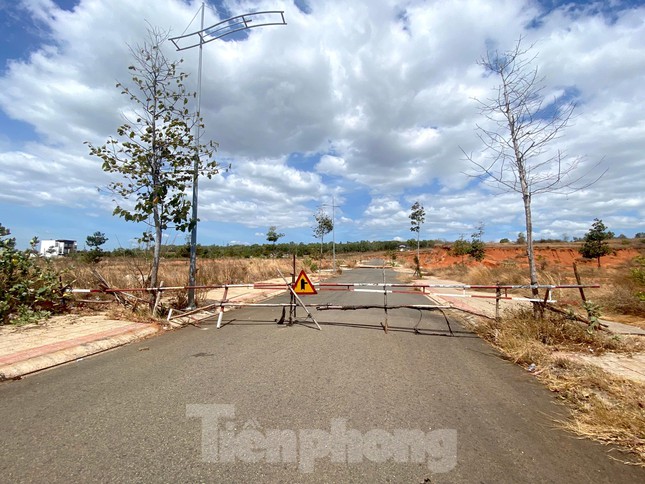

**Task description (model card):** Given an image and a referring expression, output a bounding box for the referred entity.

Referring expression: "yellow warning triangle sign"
[293,270,317,295]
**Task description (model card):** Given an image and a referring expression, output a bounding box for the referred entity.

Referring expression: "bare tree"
[465,38,602,308]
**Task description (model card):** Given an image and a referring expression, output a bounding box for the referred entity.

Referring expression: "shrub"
[452,237,471,261]
[469,239,486,261]
[631,256,645,285]
[596,256,645,317]
[0,224,68,324]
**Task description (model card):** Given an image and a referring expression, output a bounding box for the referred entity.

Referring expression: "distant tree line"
[70,239,440,260]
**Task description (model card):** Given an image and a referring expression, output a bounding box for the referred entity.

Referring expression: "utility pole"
[332,195,337,272]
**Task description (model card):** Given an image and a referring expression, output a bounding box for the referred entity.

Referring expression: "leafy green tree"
[313,209,333,261]
[1,225,16,250]
[579,218,615,267]
[87,28,218,303]
[516,232,526,245]
[266,226,285,246]
[409,201,426,269]
[499,238,510,244]
[84,231,108,264]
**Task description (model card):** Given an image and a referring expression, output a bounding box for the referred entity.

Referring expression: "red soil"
[402,244,642,270]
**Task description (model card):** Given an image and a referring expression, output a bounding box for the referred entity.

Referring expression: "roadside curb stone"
[0,279,290,381]
[0,325,158,381]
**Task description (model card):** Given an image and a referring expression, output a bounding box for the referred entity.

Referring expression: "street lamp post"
[331,195,337,272]
[321,195,338,272]
[170,6,286,308]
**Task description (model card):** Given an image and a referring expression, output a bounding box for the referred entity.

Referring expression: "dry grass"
[425,256,645,322]
[472,308,645,466]
[410,250,645,463]
[541,359,645,465]
[479,308,641,362]
[56,257,303,312]
[57,257,299,290]
[465,263,536,286]
[595,258,645,318]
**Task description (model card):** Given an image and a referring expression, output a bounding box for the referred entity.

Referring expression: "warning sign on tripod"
[293,270,317,295]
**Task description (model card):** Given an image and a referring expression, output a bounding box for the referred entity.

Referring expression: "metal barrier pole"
[216,286,229,329]
[289,253,296,325]
[382,269,388,333]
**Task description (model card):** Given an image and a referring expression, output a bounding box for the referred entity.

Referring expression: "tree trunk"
[522,193,542,317]
[505,83,541,317]
[150,206,162,308]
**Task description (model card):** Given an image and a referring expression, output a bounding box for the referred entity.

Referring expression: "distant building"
[398,244,408,252]
[40,239,77,257]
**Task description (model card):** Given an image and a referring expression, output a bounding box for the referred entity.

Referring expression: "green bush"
[452,237,471,260]
[631,256,645,285]
[631,256,645,302]
[0,224,68,325]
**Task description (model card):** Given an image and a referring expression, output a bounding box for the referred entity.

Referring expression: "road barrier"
[69,277,600,334]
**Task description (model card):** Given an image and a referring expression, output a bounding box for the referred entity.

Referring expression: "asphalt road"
[0,268,643,483]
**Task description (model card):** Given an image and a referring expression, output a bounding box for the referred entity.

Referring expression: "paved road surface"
[0,268,642,482]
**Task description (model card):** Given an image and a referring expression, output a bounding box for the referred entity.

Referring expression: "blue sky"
[0,0,644,250]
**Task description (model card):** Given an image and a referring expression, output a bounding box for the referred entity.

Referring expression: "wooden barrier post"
[573,263,587,303]
[495,282,501,321]
[573,262,594,323]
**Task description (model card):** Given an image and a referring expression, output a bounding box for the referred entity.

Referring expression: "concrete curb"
[0,325,158,381]
[600,319,645,336]
[1,287,286,381]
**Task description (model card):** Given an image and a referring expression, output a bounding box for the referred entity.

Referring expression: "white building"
[40,239,77,257]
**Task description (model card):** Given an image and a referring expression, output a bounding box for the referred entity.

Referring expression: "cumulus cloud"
[0,0,643,247]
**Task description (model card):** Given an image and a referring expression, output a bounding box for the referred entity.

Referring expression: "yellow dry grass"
[541,358,645,466]
[59,257,299,289]
[472,308,645,466]
[425,257,645,321]
[56,257,305,311]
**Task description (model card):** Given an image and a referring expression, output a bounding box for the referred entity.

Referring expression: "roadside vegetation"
[0,224,69,325]
[86,29,219,307]
[427,246,645,322]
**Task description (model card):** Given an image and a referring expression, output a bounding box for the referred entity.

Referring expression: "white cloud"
[315,154,347,175]
[0,0,644,247]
